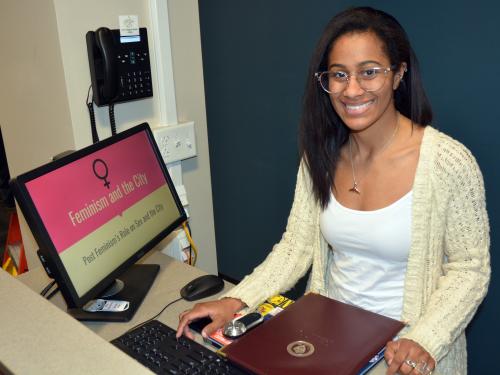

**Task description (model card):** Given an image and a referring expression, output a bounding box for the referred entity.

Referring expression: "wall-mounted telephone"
[86,27,153,107]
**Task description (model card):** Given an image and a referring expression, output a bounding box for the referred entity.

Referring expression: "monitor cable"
[45,287,60,300]
[86,85,99,144]
[40,280,56,296]
[186,221,193,265]
[124,297,183,334]
[182,221,198,266]
[40,279,59,300]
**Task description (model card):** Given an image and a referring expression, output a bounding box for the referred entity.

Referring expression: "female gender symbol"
[93,159,110,189]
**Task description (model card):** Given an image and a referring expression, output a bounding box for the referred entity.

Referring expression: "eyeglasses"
[315,66,396,94]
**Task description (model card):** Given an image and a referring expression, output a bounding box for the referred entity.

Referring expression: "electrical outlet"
[153,122,196,163]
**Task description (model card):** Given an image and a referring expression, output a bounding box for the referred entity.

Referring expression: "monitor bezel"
[11,123,187,309]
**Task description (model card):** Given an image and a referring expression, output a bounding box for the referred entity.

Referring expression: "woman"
[177,7,490,375]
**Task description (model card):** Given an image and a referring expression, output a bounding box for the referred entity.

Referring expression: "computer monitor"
[11,123,187,321]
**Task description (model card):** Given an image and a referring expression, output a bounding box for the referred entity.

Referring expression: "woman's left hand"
[385,338,435,375]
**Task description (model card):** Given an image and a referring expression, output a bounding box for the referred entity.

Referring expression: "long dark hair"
[299,7,433,208]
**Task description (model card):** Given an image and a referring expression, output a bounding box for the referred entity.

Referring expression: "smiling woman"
[326,33,402,128]
[179,7,490,375]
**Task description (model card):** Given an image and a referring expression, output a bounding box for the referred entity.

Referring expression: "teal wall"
[199,1,499,373]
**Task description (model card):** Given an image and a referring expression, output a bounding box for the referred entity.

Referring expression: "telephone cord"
[86,85,99,143]
[109,103,116,136]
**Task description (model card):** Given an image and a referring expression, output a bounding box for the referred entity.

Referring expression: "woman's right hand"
[176,297,245,340]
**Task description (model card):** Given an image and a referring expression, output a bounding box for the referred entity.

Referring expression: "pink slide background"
[26,131,166,254]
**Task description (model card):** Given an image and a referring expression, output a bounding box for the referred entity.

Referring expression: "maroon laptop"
[221,293,404,375]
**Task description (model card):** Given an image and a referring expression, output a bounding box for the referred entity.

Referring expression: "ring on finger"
[404,359,417,369]
[416,361,433,375]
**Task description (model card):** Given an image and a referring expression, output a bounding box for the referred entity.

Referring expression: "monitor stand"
[67,264,160,322]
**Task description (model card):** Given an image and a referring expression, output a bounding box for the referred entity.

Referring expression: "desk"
[16,251,225,342]
[2,251,387,374]
[1,251,227,374]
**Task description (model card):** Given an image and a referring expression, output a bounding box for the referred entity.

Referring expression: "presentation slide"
[26,132,180,296]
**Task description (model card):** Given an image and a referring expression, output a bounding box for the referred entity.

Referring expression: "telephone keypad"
[114,29,153,103]
[120,69,152,98]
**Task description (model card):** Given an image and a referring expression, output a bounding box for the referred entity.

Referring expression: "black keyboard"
[111,320,250,374]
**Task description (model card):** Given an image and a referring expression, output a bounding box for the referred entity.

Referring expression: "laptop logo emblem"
[286,341,315,357]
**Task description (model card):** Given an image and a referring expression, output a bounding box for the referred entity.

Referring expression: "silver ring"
[405,359,417,369]
[417,361,428,372]
[416,361,433,375]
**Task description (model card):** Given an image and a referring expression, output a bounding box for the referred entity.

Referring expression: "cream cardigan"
[224,127,490,374]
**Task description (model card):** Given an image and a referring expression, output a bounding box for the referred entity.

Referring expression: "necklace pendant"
[349,182,360,194]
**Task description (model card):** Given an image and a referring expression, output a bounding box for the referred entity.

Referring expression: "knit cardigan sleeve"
[222,161,317,311]
[402,133,490,362]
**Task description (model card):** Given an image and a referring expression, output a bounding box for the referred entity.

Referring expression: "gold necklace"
[348,116,400,195]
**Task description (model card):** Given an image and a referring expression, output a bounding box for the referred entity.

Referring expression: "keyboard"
[111,320,250,374]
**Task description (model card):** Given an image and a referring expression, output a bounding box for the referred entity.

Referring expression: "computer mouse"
[180,274,224,301]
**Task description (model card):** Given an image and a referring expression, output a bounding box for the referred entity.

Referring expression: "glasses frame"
[315,65,398,94]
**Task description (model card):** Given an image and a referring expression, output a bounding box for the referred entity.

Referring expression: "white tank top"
[320,191,412,320]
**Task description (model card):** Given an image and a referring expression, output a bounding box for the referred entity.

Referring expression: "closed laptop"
[221,293,404,375]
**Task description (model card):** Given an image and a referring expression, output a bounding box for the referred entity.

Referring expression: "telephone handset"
[94,27,119,102]
[86,27,153,107]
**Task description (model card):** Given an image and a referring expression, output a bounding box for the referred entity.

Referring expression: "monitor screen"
[11,123,186,317]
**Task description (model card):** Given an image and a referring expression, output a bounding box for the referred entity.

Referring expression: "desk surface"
[17,251,222,341]
[1,251,227,374]
[3,251,387,374]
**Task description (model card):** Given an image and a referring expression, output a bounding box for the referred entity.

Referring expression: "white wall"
[53,0,159,147]
[168,0,218,273]
[0,0,218,273]
[0,0,75,267]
